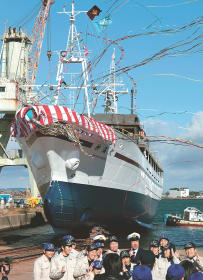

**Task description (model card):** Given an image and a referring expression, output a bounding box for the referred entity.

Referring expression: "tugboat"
[165,207,203,227]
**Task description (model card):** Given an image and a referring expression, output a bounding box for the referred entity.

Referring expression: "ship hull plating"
[44,180,159,230]
[18,128,163,230]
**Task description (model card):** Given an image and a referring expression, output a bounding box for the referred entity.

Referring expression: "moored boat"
[165,207,203,227]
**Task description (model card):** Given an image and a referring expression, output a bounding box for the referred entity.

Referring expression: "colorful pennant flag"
[94,16,112,32]
[87,5,102,21]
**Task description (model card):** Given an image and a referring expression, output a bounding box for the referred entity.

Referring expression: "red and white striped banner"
[11,105,116,144]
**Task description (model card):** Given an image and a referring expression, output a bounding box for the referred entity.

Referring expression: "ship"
[165,207,203,227]
[11,0,163,232]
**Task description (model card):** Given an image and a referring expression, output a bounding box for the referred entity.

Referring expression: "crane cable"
[47,7,52,85]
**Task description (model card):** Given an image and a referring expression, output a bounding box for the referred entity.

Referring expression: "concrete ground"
[10,259,34,280]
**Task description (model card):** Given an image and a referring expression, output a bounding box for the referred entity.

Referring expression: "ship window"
[0,87,5,92]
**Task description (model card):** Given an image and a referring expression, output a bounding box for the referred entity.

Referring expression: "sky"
[0,0,203,192]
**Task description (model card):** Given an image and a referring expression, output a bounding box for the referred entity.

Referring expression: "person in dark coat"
[94,253,123,280]
[180,260,198,280]
[127,232,144,264]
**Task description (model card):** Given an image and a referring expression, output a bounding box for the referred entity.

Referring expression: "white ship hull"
[18,130,163,230]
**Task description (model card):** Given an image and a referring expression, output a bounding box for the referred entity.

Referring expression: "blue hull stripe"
[43,181,159,229]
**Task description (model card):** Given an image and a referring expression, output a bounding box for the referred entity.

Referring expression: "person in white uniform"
[34,243,55,280]
[50,238,76,280]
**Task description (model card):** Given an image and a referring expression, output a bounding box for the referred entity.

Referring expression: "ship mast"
[110,49,117,113]
[56,0,91,117]
[100,49,128,114]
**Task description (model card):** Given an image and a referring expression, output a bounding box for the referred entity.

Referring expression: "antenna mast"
[101,49,128,114]
[56,0,91,117]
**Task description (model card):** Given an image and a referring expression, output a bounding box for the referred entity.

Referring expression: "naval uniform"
[34,254,52,280]
[129,248,144,264]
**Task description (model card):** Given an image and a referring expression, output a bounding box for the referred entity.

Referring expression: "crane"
[28,0,54,86]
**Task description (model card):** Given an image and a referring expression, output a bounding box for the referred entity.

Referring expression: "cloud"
[184,112,203,142]
[143,112,203,191]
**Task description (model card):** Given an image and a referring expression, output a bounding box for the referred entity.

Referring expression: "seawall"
[0,210,47,232]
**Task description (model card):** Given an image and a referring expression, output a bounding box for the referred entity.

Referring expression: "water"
[141,199,203,249]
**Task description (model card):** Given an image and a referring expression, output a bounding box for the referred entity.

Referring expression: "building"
[168,187,189,198]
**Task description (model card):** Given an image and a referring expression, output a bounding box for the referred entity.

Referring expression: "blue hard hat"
[184,242,196,250]
[189,272,203,280]
[159,233,169,241]
[149,240,159,248]
[93,260,103,270]
[120,250,130,259]
[62,235,75,241]
[61,238,73,247]
[43,243,55,251]
[94,242,104,249]
[132,265,152,280]
[109,235,119,243]
[86,244,97,252]
[166,264,184,280]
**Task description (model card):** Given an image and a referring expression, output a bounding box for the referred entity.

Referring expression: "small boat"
[164,207,203,227]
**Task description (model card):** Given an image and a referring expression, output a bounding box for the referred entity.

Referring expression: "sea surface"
[141,199,203,249]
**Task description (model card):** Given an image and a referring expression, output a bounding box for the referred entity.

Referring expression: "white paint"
[32,150,45,169]
[18,129,163,202]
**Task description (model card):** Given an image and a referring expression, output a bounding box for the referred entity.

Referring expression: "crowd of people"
[34,232,203,280]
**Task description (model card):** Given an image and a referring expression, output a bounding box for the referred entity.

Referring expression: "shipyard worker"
[180,260,198,280]
[184,242,203,272]
[94,253,123,280]
[50,238,76,280]
[120,250,134,279]
[73,244,97,280]
[94,242,105,261]
[106,236,120,255]
[155,242,180,279]
[159,234,169,247]
[63,235,78,258]
[55,235,78,258]
[132,265,152,280]
[88,260,103,280]
[127,232,144,264]
[159,234,169,256]
[34,243,55,280]
[149,240,159,258]
[166,264,184,280]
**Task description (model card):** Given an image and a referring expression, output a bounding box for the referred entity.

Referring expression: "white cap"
[93,234,106,242]
[127,232,140,241]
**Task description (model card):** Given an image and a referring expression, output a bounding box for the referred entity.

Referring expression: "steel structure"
[28,0,54,86]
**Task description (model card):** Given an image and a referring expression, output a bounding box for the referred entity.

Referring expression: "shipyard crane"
[28,0,54,86]
[0,0,53,196]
